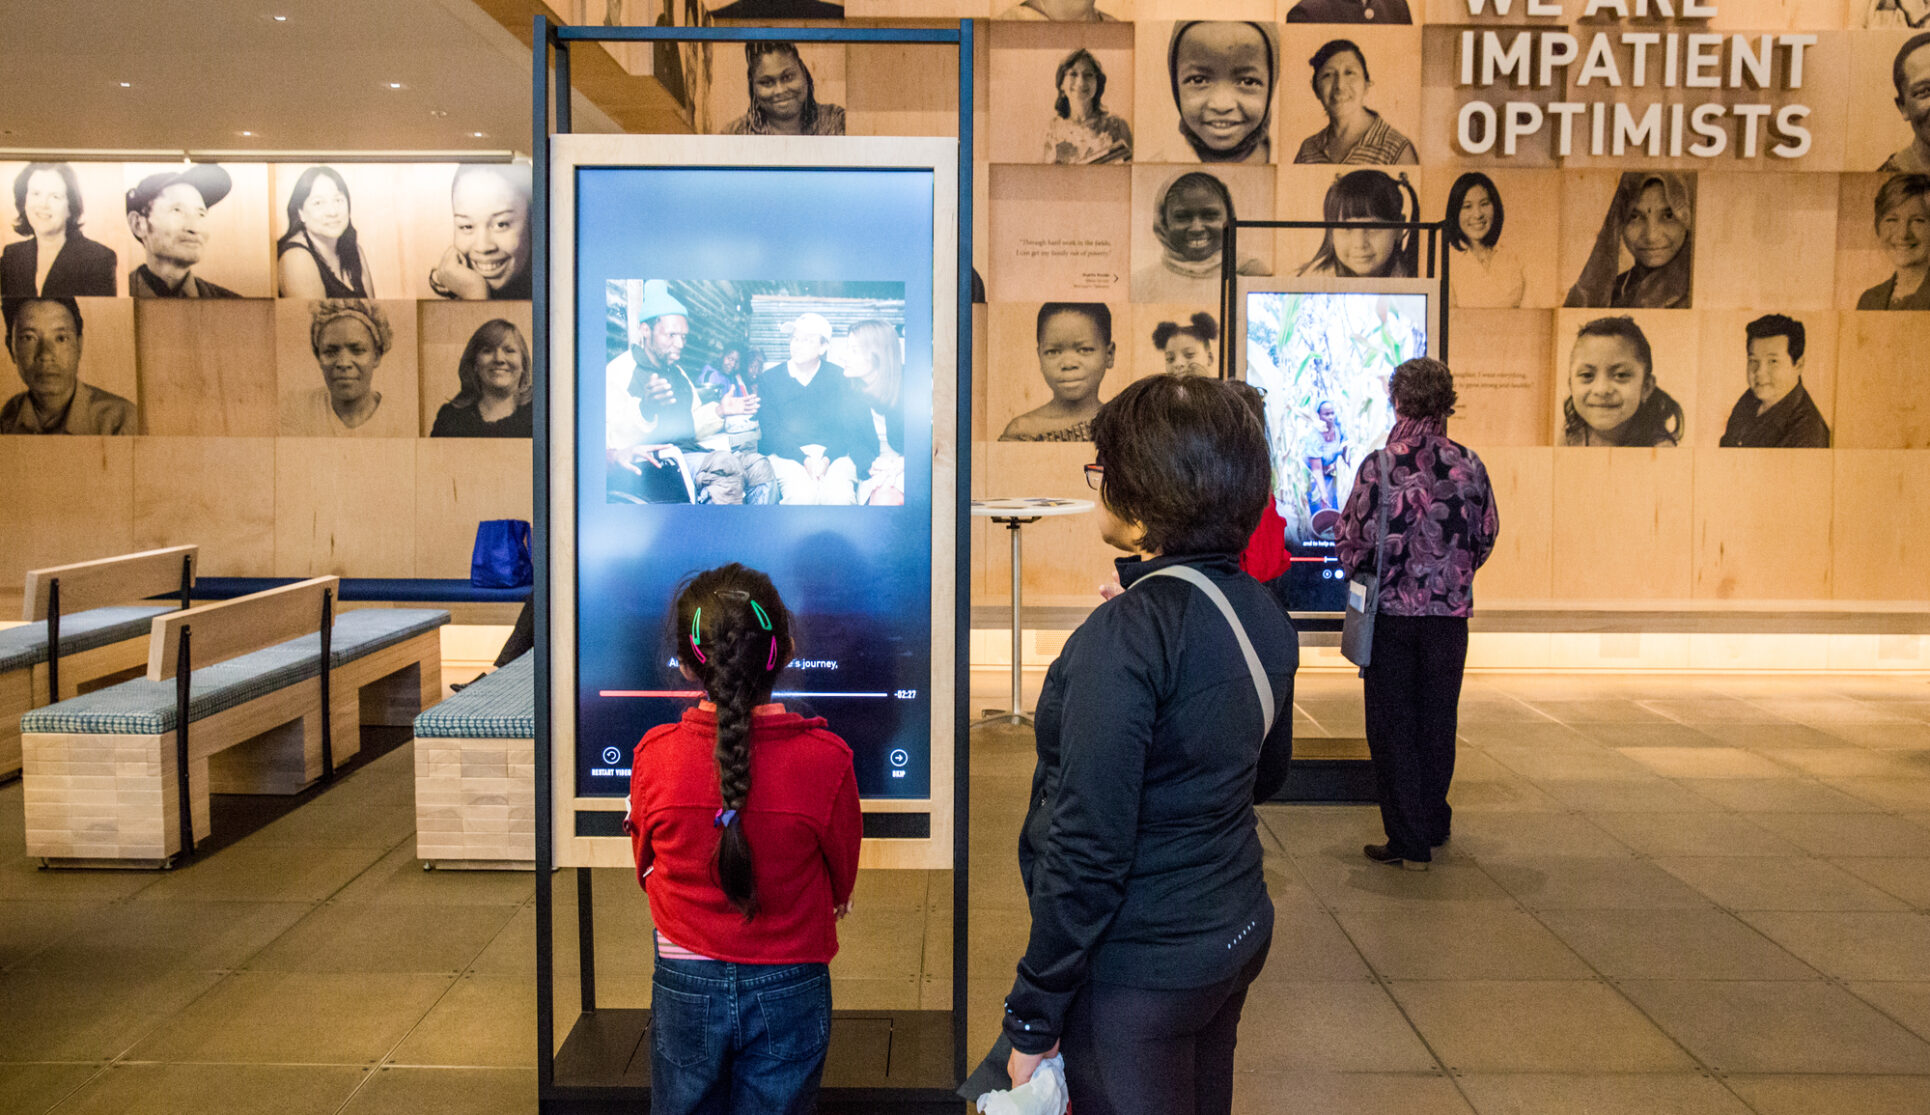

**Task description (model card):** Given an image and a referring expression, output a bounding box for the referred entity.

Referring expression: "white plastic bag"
[975,1054,1068,1115]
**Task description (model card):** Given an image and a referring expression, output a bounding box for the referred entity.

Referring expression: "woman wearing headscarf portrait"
[283,299,411,438]
[1133,170,1269,304]
[1564,171,1695,310]
[724,41,847,136]
[1160,21,1277,164]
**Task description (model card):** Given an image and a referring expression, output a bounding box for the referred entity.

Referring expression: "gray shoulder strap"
[1134,565,1277,740]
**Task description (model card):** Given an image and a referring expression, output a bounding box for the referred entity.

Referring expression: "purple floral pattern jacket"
[1335,415,1500,618]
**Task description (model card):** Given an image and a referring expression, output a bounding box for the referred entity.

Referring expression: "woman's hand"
[1007,1041,1060,1087]
[834,900,852,920]
[433,245,492,300]
[1098,573,1123,601]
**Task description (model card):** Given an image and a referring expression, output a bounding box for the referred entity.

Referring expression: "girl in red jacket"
[625,563,863,1115]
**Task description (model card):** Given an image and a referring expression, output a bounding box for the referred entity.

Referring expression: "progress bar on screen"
[599,690,896,699]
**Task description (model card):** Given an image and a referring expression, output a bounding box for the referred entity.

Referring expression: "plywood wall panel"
[272,439,416,578]
[0,438,134,588]
[413,439,535,580]
[131,437,276,577]
[1693,172,1839,311]
[849,44,961,139]
[1692,448,1833,600]
[1447,308,1554,450]
[1470,446,1554,605]
[417,300,534,437]
[134,300,277,437]
[1549,447,1695,602]
[1691,308,1838,448]
[120,162,272,298]
[273,299,420,440]
[979,441,1108,604]
[1832,450,1930,601]
[1834,311,1930,449]
[989,164,1131,302]
[987,21,1135,164]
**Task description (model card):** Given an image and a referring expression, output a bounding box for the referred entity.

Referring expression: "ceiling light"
[388,82,403,89]
[471,132,486,138]
[272,14,288,20]
[118,81,131,88]
[239,131,255,137]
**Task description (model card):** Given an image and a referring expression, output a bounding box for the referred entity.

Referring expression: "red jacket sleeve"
[625,735,655,891]
[822,762,862,907]
[1240,499,1292,583]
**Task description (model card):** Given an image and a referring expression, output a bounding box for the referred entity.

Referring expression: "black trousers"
[1058,938,1270,1115]
[1362,613,1470,861]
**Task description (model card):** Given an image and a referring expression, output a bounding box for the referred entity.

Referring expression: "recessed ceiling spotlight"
[239,130,255,137]
[388,82,404,89]
[471,131,487,138]
[429,109,449,118]
[272,14,288,20]
[118,81,131,88]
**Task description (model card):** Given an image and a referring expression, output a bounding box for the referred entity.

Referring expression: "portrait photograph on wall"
[1,295,137,435]
[1133,21,1280,164]
[1133,304,1218,380]
[418,299,535,438]
[1421,167,1561,309]
[1276,164,1422,282]
[271,163,408,300]
[1561,169,1699,311]
[988,162,1130,301]
[988,21,1135,165]
[121,162,272,299]
[988,298,1125,441]
[1852,30,1930,172]
[605,277,908,505]
[704,40,848,136]
[1554,308,1698,448]
[0,161,134,298]
[275,298,421,439]
[1837,171,1930,309]
[993,0,1131,20]
[1277,26,1423,168]
[397,162,534,302]
[1130,163,1272,302]
[1694,308,1835,449]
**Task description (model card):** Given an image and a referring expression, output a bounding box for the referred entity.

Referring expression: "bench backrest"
[147,576,339,682]
[23,545,199,622]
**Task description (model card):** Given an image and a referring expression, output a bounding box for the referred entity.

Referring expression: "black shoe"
[1364,843,1430,872]
[1431,833,1450,849]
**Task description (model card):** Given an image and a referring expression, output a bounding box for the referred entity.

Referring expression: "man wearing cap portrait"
[125,165,240,298]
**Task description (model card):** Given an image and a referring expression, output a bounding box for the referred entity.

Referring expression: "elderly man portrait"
[124,165,240,299]
[1,296,135,435]
[755,311,879,505]
[1718,314,1830,449]
[1884,33,1930,171]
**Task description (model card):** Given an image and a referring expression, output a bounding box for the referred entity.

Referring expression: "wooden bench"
[0,546,197,781]
[19,577,449,867]
[412,651,534,869]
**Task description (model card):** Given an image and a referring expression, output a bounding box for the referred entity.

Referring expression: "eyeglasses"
[1083,463,1103,491]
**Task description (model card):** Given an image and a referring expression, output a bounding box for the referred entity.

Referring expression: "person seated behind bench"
[2,295,134,435]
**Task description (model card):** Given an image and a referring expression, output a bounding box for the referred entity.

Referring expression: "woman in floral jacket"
[1335,357,1499,870]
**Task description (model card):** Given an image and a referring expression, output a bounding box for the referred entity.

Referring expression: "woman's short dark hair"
[1308,39,1370,93]
[745,41,822,131]
[1037,302,1112,346]
[452,318,532,410]
[1390,357,1457,421]
[1874,173,1930,228]
[11,162,86,239]
[1092,374,1270,556]
[1444,171,1504,251]
[1053,48,1108,119]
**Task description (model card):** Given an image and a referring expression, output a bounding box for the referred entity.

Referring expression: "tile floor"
[2,669,1930,1113]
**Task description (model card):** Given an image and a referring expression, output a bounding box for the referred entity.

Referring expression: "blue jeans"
[650,954,832,1115]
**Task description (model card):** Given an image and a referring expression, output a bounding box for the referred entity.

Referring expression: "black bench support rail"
[178,554,193,612]
[174,625,194,863]
[319,589,335,783]
[45,578,60,709]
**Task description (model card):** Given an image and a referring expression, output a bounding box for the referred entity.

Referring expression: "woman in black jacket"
[1003,373,1297,1115]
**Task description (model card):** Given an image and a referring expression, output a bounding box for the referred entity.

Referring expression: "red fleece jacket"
[625,706,862,964]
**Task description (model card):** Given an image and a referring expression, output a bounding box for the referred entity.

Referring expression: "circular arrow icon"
[889,749,910,768]
[602,747,622,766]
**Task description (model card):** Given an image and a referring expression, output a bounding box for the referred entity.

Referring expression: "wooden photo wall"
[0,160,535,586]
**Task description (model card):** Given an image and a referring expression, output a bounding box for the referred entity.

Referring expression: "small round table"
[971,497,1095,727]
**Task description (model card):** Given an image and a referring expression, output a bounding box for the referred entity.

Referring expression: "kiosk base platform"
[1272,737,1377,803]
[548,1007,961,1114]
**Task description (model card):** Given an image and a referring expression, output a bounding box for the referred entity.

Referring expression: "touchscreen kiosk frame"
[546,135,960,874]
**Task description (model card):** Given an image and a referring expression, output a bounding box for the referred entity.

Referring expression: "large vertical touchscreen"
[574,166,936,799]
[1242,291,1428,613]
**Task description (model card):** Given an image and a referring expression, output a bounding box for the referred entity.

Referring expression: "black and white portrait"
[712,41,847,136]
[1444,172,1524,308]
[1560,315,1685,448]
[1296,169,1418,279]
[1719,314,1830,449]
[1,163,118,298]
[997,0,1120,20]
[277,298,420,438]
[1,296,136,435]
[420,300,534,438]
[1564,171,1696,310]
[123,162,271,299]
[606,278,907,505]
[706,0,844,21]
[1043,49,1132,164]
[999,301,1116,442]
[1131,166,1271,303]
[1291,37,1418,165]
[1285,0,1412,24]
[989,23,1134,165]
[277,166,377,299]
[1150,311,1218,376]
[1882,32,1930,171]
[1135,22,1278,164]
[428,164,532,301]
[1857,173,1930,309]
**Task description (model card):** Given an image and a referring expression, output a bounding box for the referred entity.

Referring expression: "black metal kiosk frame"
[530,17,974,1114]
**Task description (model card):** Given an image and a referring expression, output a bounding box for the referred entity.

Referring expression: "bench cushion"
[0,606,176,674]
[19,608,450,735]
[414,652,534,739]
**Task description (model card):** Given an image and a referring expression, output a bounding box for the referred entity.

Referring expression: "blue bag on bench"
[471,520,533,589]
